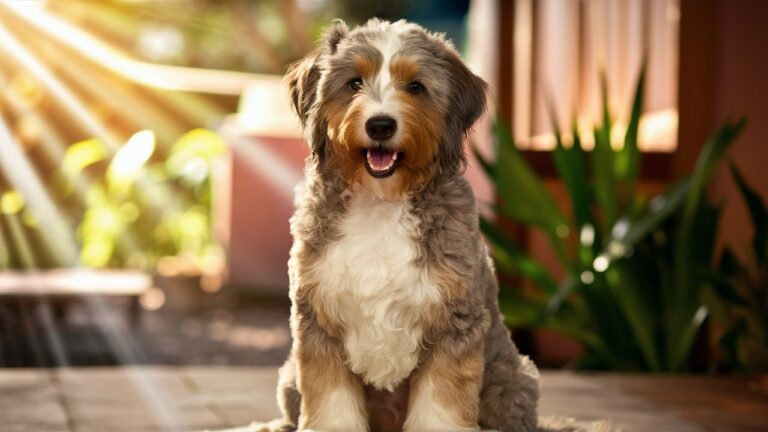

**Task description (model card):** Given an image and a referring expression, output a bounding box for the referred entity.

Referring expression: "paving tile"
[3,366,766,432]
[539,372,703,432]
[68,404,224,432]
[213,405,281,429]
[0,400,70,432]
[55,366,194,407]
[0,368,52,383]
[182,367,278,391]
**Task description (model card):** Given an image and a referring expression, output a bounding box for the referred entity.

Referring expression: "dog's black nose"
[365,116,397,141]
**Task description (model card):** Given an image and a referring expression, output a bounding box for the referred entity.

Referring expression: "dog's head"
[287,19,487,199]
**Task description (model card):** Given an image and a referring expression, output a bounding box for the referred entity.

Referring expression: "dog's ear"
[286,21,349,157]
[324,19,349,54]
[286,20,349,128]
[447,52,488,136]
[286,50,322,128]
[442,51,488,170]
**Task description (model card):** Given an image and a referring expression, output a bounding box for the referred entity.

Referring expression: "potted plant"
[476,66,746,371]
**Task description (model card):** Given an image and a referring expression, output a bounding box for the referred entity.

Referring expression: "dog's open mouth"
[364,148,402,178]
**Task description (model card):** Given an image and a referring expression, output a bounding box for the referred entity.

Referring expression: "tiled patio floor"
[1,367,766,432]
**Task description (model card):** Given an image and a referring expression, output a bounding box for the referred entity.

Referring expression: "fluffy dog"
[264,19,539,432]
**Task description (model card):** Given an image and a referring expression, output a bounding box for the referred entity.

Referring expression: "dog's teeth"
[392,152,398,161]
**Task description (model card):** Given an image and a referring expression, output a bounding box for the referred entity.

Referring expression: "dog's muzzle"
[363,116,401,178]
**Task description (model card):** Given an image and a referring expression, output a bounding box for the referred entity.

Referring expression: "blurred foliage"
[68,129,225,272]
[0,128,225,275]
[46,0,470,74]
[705,164,768,372]
[477,65,747,371]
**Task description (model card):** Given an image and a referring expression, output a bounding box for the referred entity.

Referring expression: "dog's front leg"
[296,320,368,431]
[404,341,484,431]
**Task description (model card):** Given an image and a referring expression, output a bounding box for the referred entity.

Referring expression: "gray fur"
[275,19,538,431]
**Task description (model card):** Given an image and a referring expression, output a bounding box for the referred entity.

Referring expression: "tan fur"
[264,18,542,432]
[296,334,367,430]
[405,341,485,430]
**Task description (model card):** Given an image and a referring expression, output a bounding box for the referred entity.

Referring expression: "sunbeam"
[2,1,262,95]
[222,128,303,198]
[0,117,79,266]
[0,18,121,152]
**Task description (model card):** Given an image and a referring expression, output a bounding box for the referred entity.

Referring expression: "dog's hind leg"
[478,310,540,432]
[275,354,302,431]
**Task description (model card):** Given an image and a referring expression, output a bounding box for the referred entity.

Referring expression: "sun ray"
[1,1,262,95]
[0,184,72,367]
[34,299,70,367]
[0,115,79,266]
[222,128,303,197]
[0,18,121,153]
[0,197,37,269]
[0,226,9,269]
[0,3,234,425]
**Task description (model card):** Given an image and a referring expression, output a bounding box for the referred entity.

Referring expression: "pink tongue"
[367,149,396,171]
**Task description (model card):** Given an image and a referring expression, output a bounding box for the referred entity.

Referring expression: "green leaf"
[498,288,546,329]
[166,129,225,186]
[544,275,578,317]
[670,118,746,369]
[547,98,592,230]
[613,178,690,248]
[61,138,108,195]
[606,260,660,370]
[591,72,618,231]
[615,59,646,202]
[492,119,569,265]
[480,217,559,294]
[729,161,768,264]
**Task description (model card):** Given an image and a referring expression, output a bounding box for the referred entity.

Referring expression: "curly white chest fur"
[311,190,441,391]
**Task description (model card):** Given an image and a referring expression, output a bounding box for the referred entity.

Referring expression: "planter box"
[215,78,306,296]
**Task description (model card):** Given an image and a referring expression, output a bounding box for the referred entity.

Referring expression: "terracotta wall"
[710,0,768,253]
[679,0,768,253]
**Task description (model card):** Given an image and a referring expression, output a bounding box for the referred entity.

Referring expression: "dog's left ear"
[441,51,488,170]
[447,52,489,136]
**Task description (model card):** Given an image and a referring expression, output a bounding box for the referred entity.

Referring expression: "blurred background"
[0,0,766,375]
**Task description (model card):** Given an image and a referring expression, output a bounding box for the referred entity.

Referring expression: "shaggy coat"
[263,19,539,432]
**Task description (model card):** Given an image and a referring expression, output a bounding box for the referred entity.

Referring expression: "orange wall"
[708,0,768,254]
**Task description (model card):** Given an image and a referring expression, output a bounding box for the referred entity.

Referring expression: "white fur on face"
[357,28,405,144]
[310,185,442,391]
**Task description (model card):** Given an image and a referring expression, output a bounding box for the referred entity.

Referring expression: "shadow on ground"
[0,294,292,367]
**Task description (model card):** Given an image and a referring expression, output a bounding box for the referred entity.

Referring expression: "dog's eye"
[407,81,425,95]
[349,78,363,92]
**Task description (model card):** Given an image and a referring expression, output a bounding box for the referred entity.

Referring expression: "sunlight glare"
[3,2,261,95]
[108,130,156,192]
[0,117,79,265]
[0,19,120,152]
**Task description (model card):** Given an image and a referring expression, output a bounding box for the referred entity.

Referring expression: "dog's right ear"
[286,21,349,128]
[286,49,322,128]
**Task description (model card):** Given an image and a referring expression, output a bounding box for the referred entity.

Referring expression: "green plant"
[705,163,768,372]
[59,128,225,274]
[476,68,746,371]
